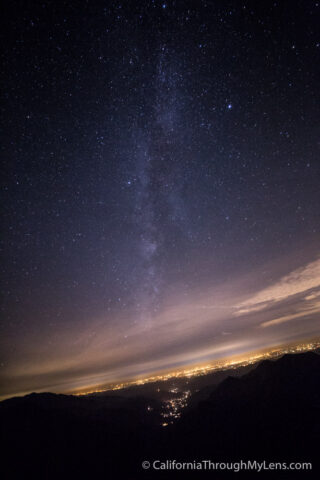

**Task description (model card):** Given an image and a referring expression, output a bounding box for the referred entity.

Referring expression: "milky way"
[1,0,319,399]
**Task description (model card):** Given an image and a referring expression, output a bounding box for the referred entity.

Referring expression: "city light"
[74,341,319,397]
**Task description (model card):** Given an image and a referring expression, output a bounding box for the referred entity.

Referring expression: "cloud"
[260,305,320,328]
[235,257,320,316]
[304,291,320,301]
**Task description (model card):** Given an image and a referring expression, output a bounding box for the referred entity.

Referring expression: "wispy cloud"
[260,303,320,328]
[235,257,320,317]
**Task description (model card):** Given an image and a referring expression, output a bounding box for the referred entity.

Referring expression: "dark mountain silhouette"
[1,352,319,479]
[170,352,320,458]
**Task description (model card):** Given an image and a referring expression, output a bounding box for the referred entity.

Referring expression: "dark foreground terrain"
[1,352,319,479]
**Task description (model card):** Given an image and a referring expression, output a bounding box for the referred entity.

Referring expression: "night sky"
[1,0,320,399]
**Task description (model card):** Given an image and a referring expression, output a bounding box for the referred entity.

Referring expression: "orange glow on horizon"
[71,338,319,397]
